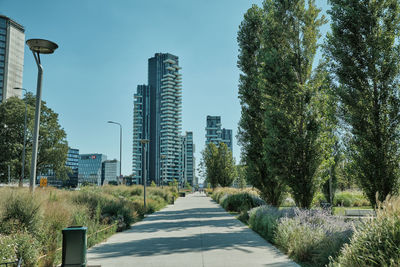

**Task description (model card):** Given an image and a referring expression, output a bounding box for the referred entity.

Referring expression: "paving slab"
[87,192,299,267]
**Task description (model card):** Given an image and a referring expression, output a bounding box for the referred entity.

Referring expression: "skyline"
[1,0,330,178]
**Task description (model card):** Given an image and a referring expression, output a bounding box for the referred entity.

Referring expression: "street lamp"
[13,87,28,187]
[140,139,149,210]
[161,154,166,188]
[26,38,58,192]
[107,121,122,184]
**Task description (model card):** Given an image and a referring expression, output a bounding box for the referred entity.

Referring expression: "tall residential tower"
[205,115,233,152]
[0,15,25,103]
[133,53,182,185]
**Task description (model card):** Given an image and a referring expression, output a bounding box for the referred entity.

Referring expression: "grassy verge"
[0,185,177,266]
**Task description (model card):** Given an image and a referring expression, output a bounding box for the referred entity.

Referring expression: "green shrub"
[0,191,42,235]
[248,205,293,242]
[334,190,370,207]
[274,209,353,265]
[331,196,400,266]
[221,193,259,212]
[0,232,39,267]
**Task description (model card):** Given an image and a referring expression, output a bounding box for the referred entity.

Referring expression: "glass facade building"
[78,154,107,186]
[102,159,120,185]
[133,53,182,185]
[40,147,79,188]
[0,15,24,103]
[65,148,79,187]
[205,115,232,152]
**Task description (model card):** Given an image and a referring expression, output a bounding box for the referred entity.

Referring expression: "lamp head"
[26,39,58,54]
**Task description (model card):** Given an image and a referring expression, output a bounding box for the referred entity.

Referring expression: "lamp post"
[26,39,58,193]
[140,139,149,210]
[13,87,28,187]
[107,121,122,184]
[161,154,166,188]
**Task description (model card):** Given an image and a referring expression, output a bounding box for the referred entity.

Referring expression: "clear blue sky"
[1,0,330,178]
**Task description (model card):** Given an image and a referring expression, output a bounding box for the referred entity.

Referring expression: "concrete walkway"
[87,192,299,267]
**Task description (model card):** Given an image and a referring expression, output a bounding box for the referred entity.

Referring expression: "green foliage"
[334,190,370,208]
[248,205,284,242]
[0,191,42,235]
[150,181,156,187]
[0,231,39,267]
[201,143,236,188]
[331,196,400,266]
[0,94,69,183]
[234,164,247,189]
[237,4,286,206]
[326,0,400,207]
[220,193,263,213]
[274,209,352,266]
[0,186,175,265]
[237,1,335,208]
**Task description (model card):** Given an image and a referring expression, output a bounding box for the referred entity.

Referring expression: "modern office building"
[78,154,107,186]
[205,116,232,152]
[39,147,79,188]
[0,15,24,103]
[181,131,195,186]
[65,148,79,187]
[102,159,120,185]
[133,53,182,185]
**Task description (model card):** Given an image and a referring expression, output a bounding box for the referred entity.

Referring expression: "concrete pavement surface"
[87,192,299,267]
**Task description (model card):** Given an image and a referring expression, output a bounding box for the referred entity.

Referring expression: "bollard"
[62,226,87,267]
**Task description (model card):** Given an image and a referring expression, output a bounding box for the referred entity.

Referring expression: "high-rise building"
[0,15,24,103]
[78,154,107,186]
[221,128,233,152]
[182,131,195,186]
[205,116,232,152]
[133,53,182,185]
[132,85,150,184]
[102,159,120,185]
[205,116,222,146]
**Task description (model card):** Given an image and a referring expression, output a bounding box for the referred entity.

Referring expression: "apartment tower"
[133,53,182,185]
[0,15,25,103]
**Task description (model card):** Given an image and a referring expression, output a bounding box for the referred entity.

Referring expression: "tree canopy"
[0,94,69,183]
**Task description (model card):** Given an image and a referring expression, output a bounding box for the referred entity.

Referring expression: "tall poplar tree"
[326,0,400,206]
[238,0,330,208]
[237,5,286,206]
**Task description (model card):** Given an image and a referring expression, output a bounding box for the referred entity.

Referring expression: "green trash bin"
[62,226,87,267]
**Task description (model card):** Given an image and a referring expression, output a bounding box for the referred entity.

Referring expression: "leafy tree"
[201,143,220,189]
[234,164,247,189]
[237,4,286,206]
[217,143,236,187]
[326,0,400,206]
[201,142,236,188]
[0,94,69,183]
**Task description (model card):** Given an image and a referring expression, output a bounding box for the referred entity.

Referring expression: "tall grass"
[330,195,400,266]
[0,185,175,266]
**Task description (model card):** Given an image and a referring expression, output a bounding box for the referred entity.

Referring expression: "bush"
[248,205,296,242]
[330,196,400,266]
[334,190,370,207]
[0,191,42,235]
[221,193,265,213]
[275,209,353,265]
[0,232,39,267]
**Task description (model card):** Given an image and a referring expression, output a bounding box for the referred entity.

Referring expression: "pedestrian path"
[87,192,299,267]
